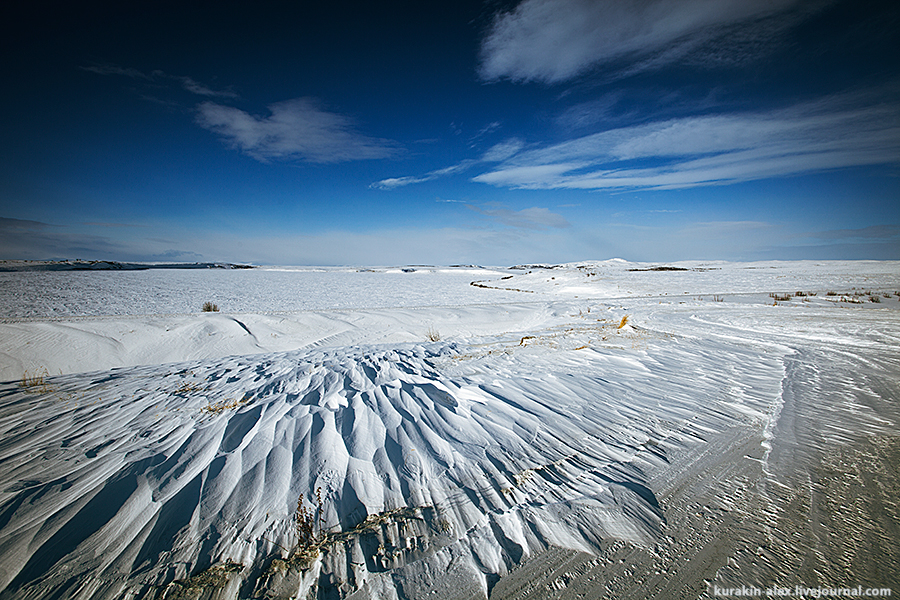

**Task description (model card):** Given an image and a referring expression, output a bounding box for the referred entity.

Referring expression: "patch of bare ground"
[489,424,769,600]
[715,346,900,594]
[490,344,900,600]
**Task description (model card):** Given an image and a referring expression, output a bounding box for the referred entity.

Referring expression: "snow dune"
[0,260,898,599]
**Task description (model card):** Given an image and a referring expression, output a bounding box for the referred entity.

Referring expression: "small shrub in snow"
[295,488,324,549]
[202,301,219,312]
[425,327,441,342]
[19,367,53,394]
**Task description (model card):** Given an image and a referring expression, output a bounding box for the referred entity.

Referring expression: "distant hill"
[0,260,254,272]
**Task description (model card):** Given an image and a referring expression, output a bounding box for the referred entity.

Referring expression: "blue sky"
[1,0,898,265]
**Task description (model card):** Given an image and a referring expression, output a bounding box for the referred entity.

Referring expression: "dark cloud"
[0,218,122,260]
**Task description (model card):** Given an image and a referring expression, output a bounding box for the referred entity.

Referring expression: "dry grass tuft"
[295,487,324,550]
[202,301,219,312]
[201,396,250,413]
[174,381,205,395]
[425,326,441,342]
[20,368,54,394]
[617,315,629,329]
[164,561,243,595]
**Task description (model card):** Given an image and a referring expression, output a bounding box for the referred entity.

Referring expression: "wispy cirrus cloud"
[472,91,900,191]
[371,175,435,190]
[85,64,393,164]
[81,64,153,80]
[178,76,237,98]
[478,0,828,83]
[480,138,526,162]
[82,63,237,98]
[370,160,479,189]
[196,98,399,163]
[370,138,524,189]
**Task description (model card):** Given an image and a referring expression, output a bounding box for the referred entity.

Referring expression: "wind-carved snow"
[0,327,785,599]
[0,260,898,599]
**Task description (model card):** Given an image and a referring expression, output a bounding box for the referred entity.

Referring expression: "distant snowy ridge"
[0,260,254,272]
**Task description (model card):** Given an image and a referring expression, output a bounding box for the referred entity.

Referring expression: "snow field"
[0,259,898,599]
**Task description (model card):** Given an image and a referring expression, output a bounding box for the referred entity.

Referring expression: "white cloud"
[478,0,822,83]
[429,161,478,176]
[472,92,900,191]
[370,160,478,189]
[481,138,525,162]
[178,76,237,98]
[370,139,524,190]
[370,175,434,190]
[471,121,502,141]
[196,98,398,163]
[555,94,628,130]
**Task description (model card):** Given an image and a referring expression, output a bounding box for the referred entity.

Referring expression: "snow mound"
[0,337,690,599]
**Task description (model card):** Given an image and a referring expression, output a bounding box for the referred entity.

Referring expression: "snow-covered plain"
[0,261,898,599]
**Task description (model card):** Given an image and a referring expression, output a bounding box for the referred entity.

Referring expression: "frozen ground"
[0,260,898,599]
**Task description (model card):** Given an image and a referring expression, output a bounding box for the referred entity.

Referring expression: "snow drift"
[0,260,898,599]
